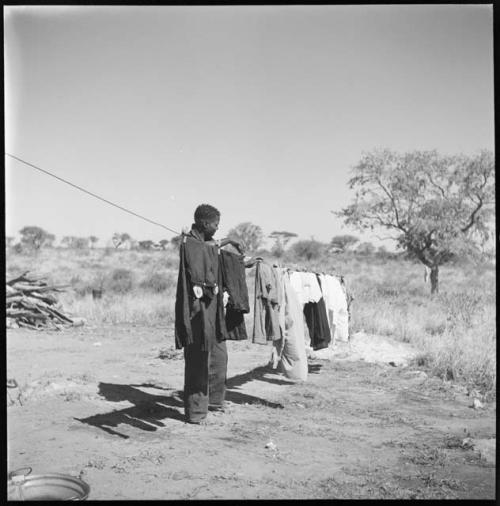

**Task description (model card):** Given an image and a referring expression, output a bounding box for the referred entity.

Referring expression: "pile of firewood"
[6,271,81,330]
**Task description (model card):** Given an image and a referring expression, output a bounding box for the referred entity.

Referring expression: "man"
[175,203,248,424]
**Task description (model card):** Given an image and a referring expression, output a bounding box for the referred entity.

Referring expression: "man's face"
[203,217,219,239]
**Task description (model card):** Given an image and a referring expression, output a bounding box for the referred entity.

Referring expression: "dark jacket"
[219,249,250,340]
[174,228,228,350]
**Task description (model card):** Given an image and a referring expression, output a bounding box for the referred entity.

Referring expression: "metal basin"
[8,468,90,501]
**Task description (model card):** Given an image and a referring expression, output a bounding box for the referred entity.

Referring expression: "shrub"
[107,268,135,294]
[290,240,325,261]
[438,291,484,329]
[140,271,176,293]
[164,256,179,270]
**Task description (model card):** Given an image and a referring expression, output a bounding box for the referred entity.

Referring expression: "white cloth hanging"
[289,271,304,305]
[299,272,322,303]
[323,274,349,342]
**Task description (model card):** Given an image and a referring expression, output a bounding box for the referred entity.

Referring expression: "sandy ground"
[7,325,496,500]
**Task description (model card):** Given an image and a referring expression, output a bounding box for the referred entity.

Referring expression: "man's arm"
[244,256,263,268]
[216,237,245,254]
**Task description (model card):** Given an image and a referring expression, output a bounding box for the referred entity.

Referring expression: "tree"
[170,235,183,249]
[61,236,88,249]
[159,239,169,250]
[73,237,90,250]
[356,241,376,256]
[336,149,495,294]
[329,234,359,252]
[89,236,99,249]
[269,230,298,258]
[61,236,72,248]
[6,237,15,248]
[227,222,264,253]
[19,226,54,250]
[112,232,131,249]
[290,239,325,261]
[112,233,122,248]
[376,245,393,259]
[138,240,155,250]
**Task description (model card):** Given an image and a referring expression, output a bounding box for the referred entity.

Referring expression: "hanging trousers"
[183,337,228,423]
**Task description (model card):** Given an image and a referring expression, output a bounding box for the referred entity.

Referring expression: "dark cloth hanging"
[219,249,250,340]
[303,275,331,350]
[174,230,228,351]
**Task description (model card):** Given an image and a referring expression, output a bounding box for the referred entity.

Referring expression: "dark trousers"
[183,338,228,422]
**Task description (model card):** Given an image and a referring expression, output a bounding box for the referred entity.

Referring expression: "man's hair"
[194,204,220,224]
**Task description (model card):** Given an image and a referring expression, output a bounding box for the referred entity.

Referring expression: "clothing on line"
[303,274,331,351]
[321,274,349,343]
[275,268,308,381]
[299,271,323,303]
[252,261,281,344]
[219,249,250,341]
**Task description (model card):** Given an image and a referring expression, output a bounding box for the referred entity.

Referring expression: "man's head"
[194,204,220,239]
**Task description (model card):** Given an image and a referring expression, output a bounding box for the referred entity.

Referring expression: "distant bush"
[140,271,176,293]
[70,275,94,297]
[107,268,135,294]
[290,240,325,261]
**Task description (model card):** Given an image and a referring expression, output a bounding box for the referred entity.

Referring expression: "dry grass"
[6,247,496,395]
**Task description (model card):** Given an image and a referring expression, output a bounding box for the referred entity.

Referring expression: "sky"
[4,5,494,249]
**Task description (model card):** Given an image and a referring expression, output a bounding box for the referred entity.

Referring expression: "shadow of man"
[76,364,291,438]
[75,382,185,439]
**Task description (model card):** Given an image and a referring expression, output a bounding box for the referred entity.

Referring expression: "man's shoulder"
[185,230,217,248]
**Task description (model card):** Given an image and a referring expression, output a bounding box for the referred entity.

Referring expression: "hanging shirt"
[289,271,305,306]
[300,272,323,303]
[252,261,281,344]
[174,227,227,350]
[219,249,250,340]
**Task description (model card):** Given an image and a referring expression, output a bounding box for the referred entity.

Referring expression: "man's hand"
[217,237,245,254]
[244,256,263,268]
[230,239,245,254]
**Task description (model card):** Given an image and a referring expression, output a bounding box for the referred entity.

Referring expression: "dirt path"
[7,325,496,500]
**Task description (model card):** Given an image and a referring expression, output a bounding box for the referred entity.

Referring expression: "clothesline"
[254,258,346,282]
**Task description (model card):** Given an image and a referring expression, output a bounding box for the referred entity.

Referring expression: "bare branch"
[461,194,484,233]
[425,171,446,198]
[375,177,407,233]
[373,234,399,242]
